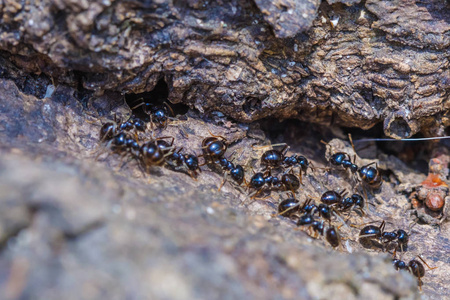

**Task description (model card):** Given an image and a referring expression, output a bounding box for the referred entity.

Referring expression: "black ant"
[277,197,330,221]
[146,104,171,129]
[320,190,347,206]
[153,137,201,178]
[392,251,437,290]
[296,214,341,248]
[119,116,146,134]
[99,122,119,142]
[322,137,383,189]
[277,197,300,218]
[321,140,358,175]
[98,115,146,145]
[131,98,174,129]
[123,135,141,159]
[96,129,143,171]
[358,221,410,252]
[199,132,228,165]
[300,195,349,226]
[166,148,201,178]
[199,132,245,189]
[217,157,246,190]
[260,144,288,170]
[358,162,382,189]
[248,171,300,198]
[258,144,312,183]
[98,130,132,156]
[140,140,167,171]
[336,193,365,216]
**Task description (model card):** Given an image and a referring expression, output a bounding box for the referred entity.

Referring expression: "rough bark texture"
[0,0,449,138]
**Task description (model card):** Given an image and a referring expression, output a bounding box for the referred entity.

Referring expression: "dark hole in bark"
[0,55,52,99]
[388,117,411,138]
[74,71,94,108]
[125,78,189,119]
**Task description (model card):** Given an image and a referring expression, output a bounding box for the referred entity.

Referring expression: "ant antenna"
[348,133,357,154]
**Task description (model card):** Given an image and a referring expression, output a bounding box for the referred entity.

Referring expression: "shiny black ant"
[358,221,410,252]
[98,128,137,157]
[166,149,201,178]
[392,251,437,290]
[322,137,383,189]
[257,144,312,183]
[152,137,201,178]
[119,116,146,134]
[260,145,288,169]
[320,190,347,206]
[321,140,358,174]
[198,132,246,189]
[277,197,329,220]
[296,214,341,248]
[303,192,351,227]
[248,171,300,198]
[140,140,167,171]
[99,115,146,144]
[277,197,300,218]
[131,98,174,129]
[146,104,172,129]
[276,196,341,226]
[358,162,382,189]
[217,157,246,190]
[199,132,228,165]
[96,129,143,171]
[336,193,365,216]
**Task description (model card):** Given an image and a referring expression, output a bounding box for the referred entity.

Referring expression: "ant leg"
[179,125,189,138]
[95,148,109,161]
[198,162,208,167]
[360,183,371,208]
[332,209,350,229]
[417,255,438,270]
[417,278,423,291]
[130,101,145,110]
[252,143,287,150]
[357,207,367,217]
[156,136,175,146]
[188,170,198,181]
[281,144,289,156]
[164,101,175,116]
[218,173,228,191]
[249,188,265,200]
[350,220,383,229]
[115,154,131,172]
[95,139,113,161]
[380,220,386,232]
[362,162,376,168]
[207,129,227,141]
[277,203,301,217]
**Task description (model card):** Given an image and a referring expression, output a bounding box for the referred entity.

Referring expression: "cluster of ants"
[96,99,436,290]
[267,142,435,289]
